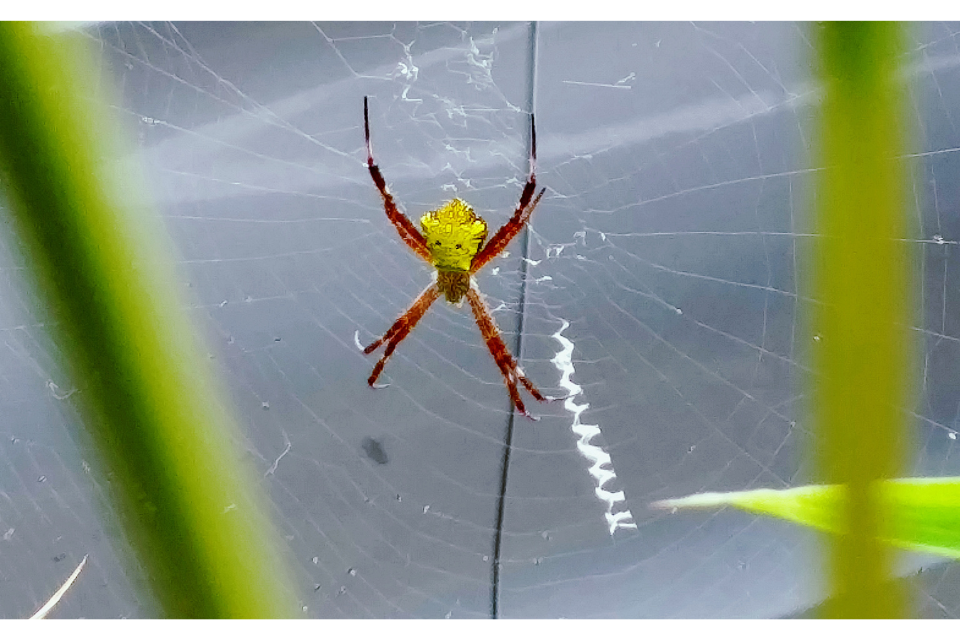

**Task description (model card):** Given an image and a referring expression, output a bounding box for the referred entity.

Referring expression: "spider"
[358,96,550,419]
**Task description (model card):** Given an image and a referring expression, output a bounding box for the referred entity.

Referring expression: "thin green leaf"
[652,478,960,560]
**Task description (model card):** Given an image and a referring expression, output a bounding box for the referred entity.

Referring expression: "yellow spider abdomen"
[420,198,488,273]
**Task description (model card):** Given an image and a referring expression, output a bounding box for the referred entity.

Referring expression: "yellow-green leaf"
[652,478,960,559]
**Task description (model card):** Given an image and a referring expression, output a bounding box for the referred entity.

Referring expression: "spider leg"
[364,97,434,264]
[466,282,547,421]
[471,112,546,273]
[364,282,441,387]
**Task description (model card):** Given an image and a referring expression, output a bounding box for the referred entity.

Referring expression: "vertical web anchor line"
[491,19,539,621]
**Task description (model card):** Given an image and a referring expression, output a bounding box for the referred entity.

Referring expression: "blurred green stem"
[814,22,910,618]
[0,23,298,617]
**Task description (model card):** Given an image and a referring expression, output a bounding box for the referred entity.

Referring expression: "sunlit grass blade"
[652,478,960,560]
[0,23,298,617]
[31,555,88,619]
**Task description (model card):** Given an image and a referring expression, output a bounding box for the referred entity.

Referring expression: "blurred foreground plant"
[812,21,911,618]
[656,22,914,619]
[0,23,298,617]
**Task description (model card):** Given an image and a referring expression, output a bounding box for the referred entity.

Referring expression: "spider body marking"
[360,97,548,419]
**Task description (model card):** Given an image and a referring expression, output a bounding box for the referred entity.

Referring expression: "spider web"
[3,20,960,618]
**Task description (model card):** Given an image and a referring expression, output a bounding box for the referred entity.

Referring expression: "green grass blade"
[0,23,299,617]
[653,478,960,560]
[813,22,911,617]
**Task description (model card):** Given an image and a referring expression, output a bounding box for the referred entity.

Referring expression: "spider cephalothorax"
[359,97,548,418]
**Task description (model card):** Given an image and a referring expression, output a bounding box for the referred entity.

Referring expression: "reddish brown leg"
[364,283,441,387]
[471,112,546,273]
[465,283,547,420]
[364,97,434,264]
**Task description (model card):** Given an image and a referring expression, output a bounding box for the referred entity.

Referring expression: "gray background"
[1,21,960,618]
